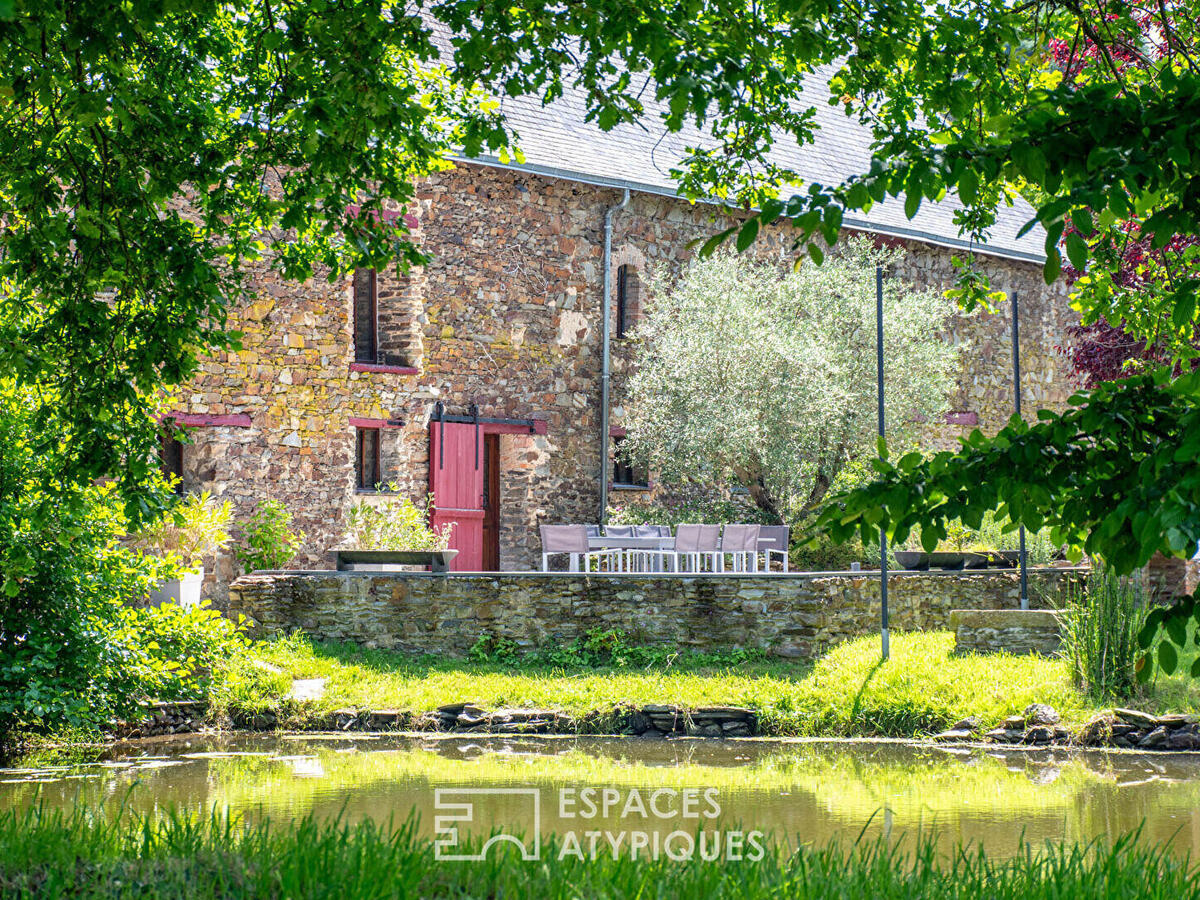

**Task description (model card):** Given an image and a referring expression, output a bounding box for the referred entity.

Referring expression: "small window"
[612,435,648,488]
[616,264,639,339]
[353,268,377,363]
[355,427,381,490]
[161,434,185,495]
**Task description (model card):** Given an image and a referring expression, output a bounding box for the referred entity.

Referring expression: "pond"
[3,734,1200,860]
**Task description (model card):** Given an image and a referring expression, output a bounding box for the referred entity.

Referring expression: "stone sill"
[611,483,651,491]
[350,362,419,375]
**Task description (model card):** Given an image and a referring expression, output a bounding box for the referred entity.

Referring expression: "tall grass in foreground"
[1061,565,1148,702]
[0,806,1195,899]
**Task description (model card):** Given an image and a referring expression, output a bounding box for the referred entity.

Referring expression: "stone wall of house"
[226,568,1083,658]
[174,163,1078,597]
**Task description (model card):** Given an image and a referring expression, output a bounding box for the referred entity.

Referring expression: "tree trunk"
[732,458,784,524]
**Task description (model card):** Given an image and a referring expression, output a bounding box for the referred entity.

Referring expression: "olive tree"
[622,237,961,524]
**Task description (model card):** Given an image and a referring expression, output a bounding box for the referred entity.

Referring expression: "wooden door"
[481,434,501,571]
[429,422,484,571]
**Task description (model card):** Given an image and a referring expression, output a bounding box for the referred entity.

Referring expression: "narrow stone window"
[353,268,377,363]
[616,264,640,339]
[612,435,648,488]
[355,427,381,491]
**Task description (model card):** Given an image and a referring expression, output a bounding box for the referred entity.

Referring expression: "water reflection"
[3,734,1199,860]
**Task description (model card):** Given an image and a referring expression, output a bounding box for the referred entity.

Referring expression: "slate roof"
[455,68,1046,264]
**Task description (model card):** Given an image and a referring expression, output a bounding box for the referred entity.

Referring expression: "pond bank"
[16,628,1199,757]
[110,698,1199,752]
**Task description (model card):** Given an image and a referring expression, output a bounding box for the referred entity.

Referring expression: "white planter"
[148,568,205,608]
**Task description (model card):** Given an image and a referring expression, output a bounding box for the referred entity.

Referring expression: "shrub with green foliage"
[343,492,452,552]
[0,387,176,739]
[468,628,768,670]
[790,524,867,571]
[124,602,251,702]
[236,500,305,572]
[609,494,774,528]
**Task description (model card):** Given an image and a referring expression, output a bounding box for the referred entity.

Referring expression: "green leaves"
[1158,640,1178,675]
[957,169,979,206]
[1064,232,1088,272]
[1043,250,1061,285]
[736,217,760,252]
[816,370,1200,577]
[0,1,502,517]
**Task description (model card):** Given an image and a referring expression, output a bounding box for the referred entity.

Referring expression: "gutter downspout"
[600,187,630,524]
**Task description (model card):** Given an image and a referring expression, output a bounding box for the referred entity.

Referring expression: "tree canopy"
[0,0,507,521]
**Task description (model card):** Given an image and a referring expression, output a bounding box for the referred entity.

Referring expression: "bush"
[124,601,251,701]
[343,492,451,551]
[236,500,304,572]
[791,523,867,571]
[0,386,177,738]
[468,627,768,670]
[1061,565,1148,702]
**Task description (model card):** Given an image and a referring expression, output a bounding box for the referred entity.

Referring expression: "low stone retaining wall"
[951,609,1064,656]
[109,700,1199,751]
[114,700,208,739]
[227,568,1085,660]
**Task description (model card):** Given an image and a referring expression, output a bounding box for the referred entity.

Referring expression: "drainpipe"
[600,187,630,524]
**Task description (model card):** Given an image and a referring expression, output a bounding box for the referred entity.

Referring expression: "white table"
[585,535,780,573]
[587,535,675,571]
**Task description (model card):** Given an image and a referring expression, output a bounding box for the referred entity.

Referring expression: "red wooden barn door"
[429,422,486,571]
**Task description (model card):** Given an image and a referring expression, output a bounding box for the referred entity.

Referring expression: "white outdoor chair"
[672,524,722,573]
[721,524,762,573]
[539,524,617,572]
[601,524,638,570]
[758,525,791,573]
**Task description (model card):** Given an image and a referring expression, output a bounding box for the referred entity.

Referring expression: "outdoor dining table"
[586,534,781,573]
[587,535,675,572]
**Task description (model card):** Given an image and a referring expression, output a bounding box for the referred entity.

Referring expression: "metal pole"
[1011,292,1029,610]
[876,265,890,660]
[599,188,630,524]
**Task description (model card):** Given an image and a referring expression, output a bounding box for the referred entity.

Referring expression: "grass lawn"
[3,807,1197,900]
[212,629,1200,737]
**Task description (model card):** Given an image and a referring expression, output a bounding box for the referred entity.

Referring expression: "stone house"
[167,80,1078,595]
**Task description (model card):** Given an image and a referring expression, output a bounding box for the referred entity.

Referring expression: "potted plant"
[136,491,233,607]
[335,492,456,572]
[236,500,305,573]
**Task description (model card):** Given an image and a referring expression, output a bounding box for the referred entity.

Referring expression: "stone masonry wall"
[227,568,1082,659]
[950,609,1064,656]
[175,163,1078,598]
